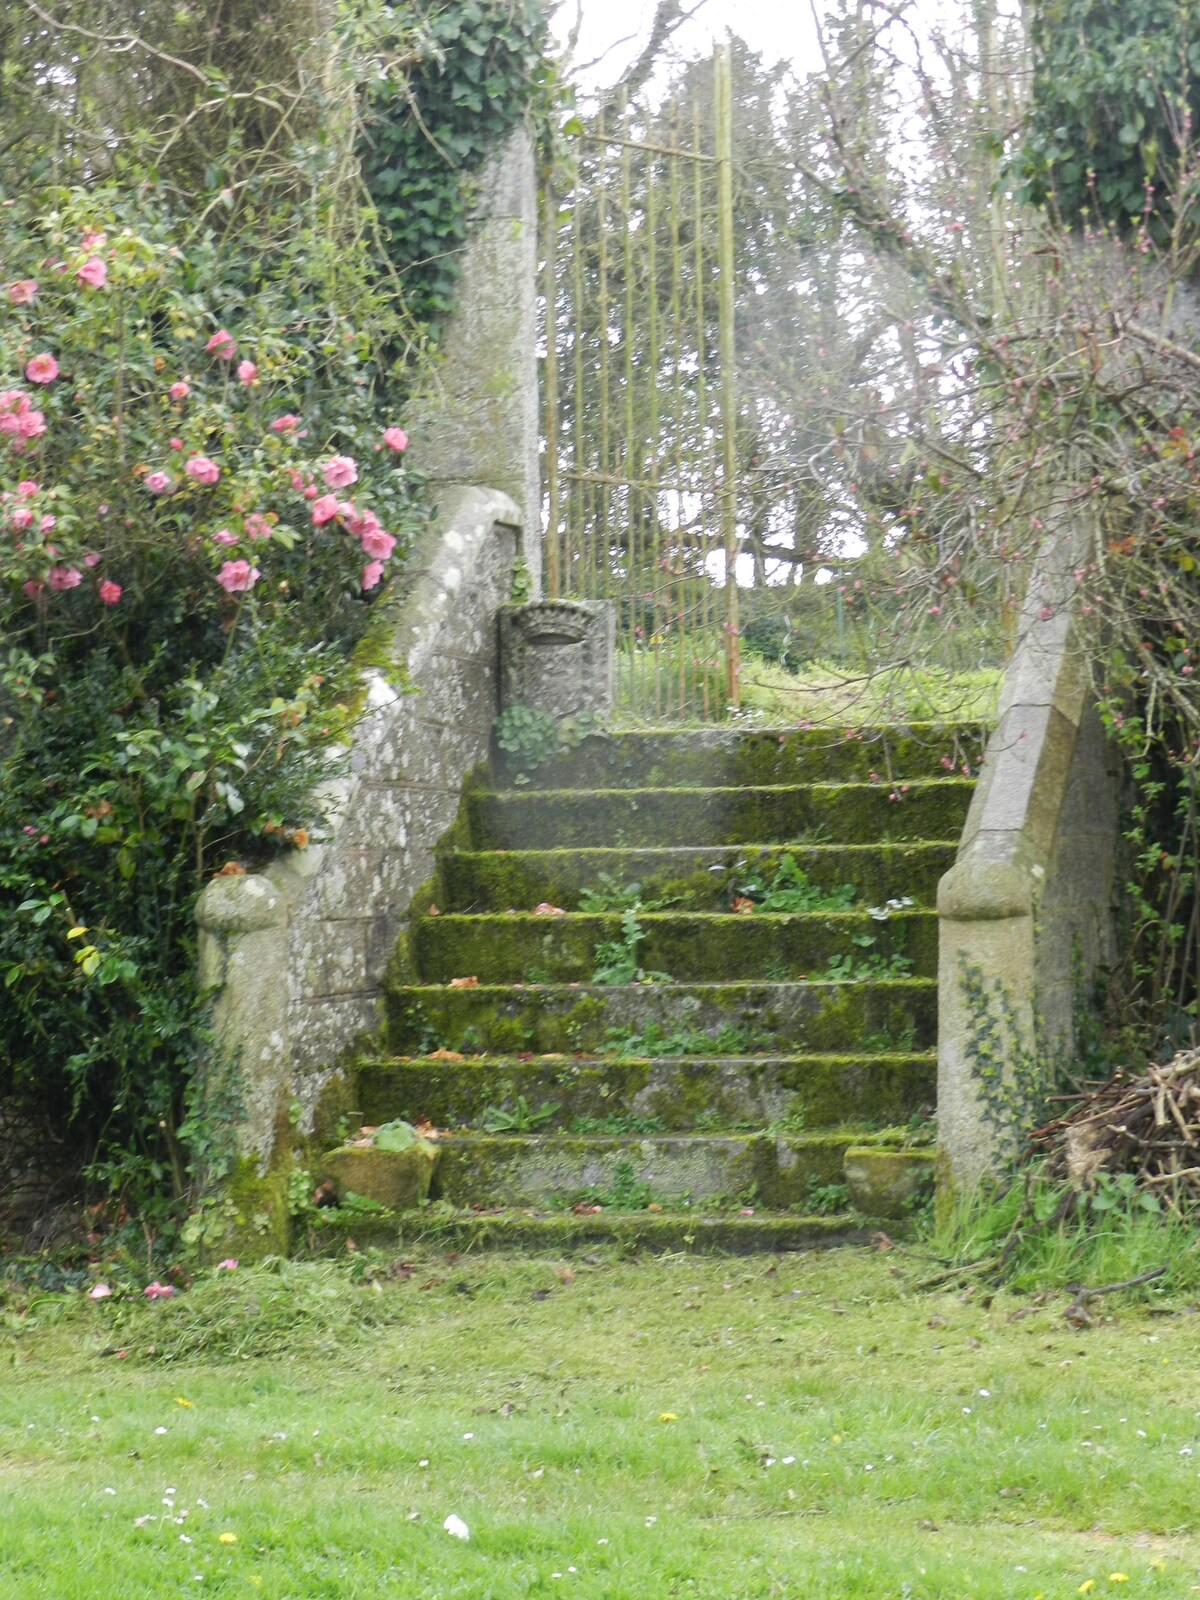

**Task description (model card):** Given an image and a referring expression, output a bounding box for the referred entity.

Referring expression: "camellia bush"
[0,182,424,1217]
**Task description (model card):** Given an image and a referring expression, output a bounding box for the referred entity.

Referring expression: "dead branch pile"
[1031,1048,1200,1209]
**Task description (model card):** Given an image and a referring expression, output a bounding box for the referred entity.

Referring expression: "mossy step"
[384,978,936,1057]
[325,1130,861,1209]
[310,1208,879,1255]
[439,842,957,914]
[414,909,936,985]
[496,724,988,791]
[356,1051,935,1130]
[468,780,975,850]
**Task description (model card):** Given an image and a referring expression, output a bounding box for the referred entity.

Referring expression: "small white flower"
[463,1432,474,1440]
[443,1514,470,1541]
[979,1389,990,1398]
[419,1458,430,1468]
[103,1487,116,1495]
[155,1427,168,1436]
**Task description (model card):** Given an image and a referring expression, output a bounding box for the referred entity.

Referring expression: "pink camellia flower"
[212,528,239,546]
[76,256,107,289]
[271,413,301,434]
[323,454,358,490]
[39,514,56,533]
[205,327,237,360]
[360,526,396,562]
[48,565,82,591]
[145,471,172,494]
[0,389,29,412]
[16,480,38,497]
[143,1281,175,1300]
[244,513,271,540]
[22,580,45,599]
[216,1259,239,1272]
[81,231,106,251]
[99,579,122,606]
[236,359,257,385]
[16,410,46,438]
[87,1282,113,1300]
[10,506,33,530]
[311,493,341,526]
[25,353,59,384]
[169,437,183,451]
[383,426,409,452]
[289,470,306,492]
[83,552,102,568]
[0,416,20,436]
[362,560,386,591]
[303,485,317,500]
[215,560,260,593]
[185,455,220,486]
[169,380,190,401]
[9,280,38,305]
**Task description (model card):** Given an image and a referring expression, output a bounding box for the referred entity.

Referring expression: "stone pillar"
[403,129,542,594]
[499,599,615,720]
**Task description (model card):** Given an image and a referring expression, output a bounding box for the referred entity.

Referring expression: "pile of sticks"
[1031,1048,1200,1208]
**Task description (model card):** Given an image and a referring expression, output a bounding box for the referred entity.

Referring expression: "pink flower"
[215,559,260,593]
[360,526,396,561]
[311,493,341,526]
[87,1283,113,1300]
[169,381,190,401]
[8,280,38,305]
[83,552,101,567]
[25,353,58,385]
[0,390,29,413]
[271,413,301,434]
[169,437,183,451]
[212,528,239,546]
[323,455,358,489]
[236,359,257,385]
[16,480,39,497]
[216,1259,239,1272]
[80,231,106,251]
[16,410,46,438]
[48,565,81,591]
[289,470,306,492]
[99,579,122,606]
[143,1281,175,1300]
[244,513,271,541]
[39,514,56,533]
[383,426,409,452]
[22,580,44,599]
[205,328,237,360]
[362,560,386,591]
[185,455,220,486]
[145,471,173,494]
[76,256,107,289]
[9,506,33,530]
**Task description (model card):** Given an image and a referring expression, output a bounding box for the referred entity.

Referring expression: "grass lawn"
[1,1245,1197,1598]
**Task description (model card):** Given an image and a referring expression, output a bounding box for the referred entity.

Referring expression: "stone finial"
[498,599,615,721]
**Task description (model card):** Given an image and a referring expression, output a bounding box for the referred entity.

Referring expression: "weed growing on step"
[732,853,857,913]
[591,906,673,985]
[494,704,606,781]
[805,1176,851,1214]
[568,1112,667,1136]
[480,1097,560,1134]
[565,1157,659,1210]
[578,873,675,914]
[602,1020,767,1058]
[822,933,914,981]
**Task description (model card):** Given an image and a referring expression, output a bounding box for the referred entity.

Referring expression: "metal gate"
[542,45,740,720]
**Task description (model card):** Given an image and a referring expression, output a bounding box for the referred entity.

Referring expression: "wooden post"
[714,41,740,707]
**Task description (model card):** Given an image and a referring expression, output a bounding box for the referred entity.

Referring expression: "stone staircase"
[319,724,985,1251]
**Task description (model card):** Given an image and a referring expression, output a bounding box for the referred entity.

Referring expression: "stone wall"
[937,523,1121,1191]
[197,488,521,1166]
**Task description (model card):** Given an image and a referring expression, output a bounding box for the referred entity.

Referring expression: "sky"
[552,0,823,95]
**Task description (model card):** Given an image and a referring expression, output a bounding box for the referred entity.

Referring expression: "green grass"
[1,1247,1198,1597]
[737,657,1001,727]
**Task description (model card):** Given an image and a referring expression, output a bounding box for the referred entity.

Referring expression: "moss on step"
[843,1146,935,1218]
[413,909,937,985]
[354,1050,936,1132]
[439,842,957,915]
[320,1143,439,1209]
[495,724,989,791]
[468,780,975,850]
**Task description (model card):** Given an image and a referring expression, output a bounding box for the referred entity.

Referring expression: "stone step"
[438,842,956,914]
[355,1051,936,1130]
[306,1206,880,1255]
[468,779,975,850]
[384,978,935,1057]
[324,1129,865,1209]
[496,724,987,790]
[413,908,936,985]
